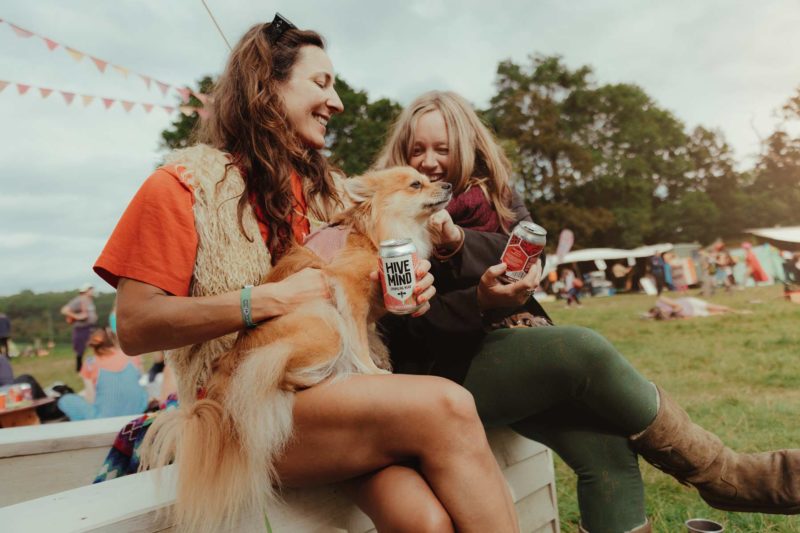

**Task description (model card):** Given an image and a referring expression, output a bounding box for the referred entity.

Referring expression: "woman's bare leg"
[351,464,454,533]
[276,374,518,533]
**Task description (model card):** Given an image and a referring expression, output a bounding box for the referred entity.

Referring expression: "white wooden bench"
[0,418,559,532]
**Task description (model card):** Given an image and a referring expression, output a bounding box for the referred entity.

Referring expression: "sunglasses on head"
[265,12,297,44]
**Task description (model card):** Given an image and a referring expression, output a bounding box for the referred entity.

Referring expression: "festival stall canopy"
[746,226,800,249]
[560,243,674,265]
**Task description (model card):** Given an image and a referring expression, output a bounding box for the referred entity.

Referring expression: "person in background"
[644,295,742,320]
[0,312,10,359]
[610,261,634,292]
[60,283,98,372]
[57,328,147,421]
[647,253,666,294]
[560,266,582,306]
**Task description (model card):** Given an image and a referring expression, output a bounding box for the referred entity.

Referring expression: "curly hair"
[196,22,341,257]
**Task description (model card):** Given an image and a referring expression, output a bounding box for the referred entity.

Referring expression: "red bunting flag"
[121,100,135,112]
[90,57,108,73]
[0,81,8,93]
[81,95,94,107]
[162,105,175,114]
[139,74,152,89]
[10,24,34,38]
[61,91,75,104]
[156,81,170,95]
[102,98,114,109]
[16,83,31,95]
[176,87,191,104]
[42,37,59,51]
[39,87,53,98]
[142,103,154,113]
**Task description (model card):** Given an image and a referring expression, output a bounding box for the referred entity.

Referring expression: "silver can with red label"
[500,221,547,284]
[379,239,422,315]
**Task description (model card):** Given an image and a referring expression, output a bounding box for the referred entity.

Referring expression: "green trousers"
[461,325,658,533]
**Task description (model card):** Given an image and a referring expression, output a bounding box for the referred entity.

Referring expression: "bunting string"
[0,78,208,118]
[0,18,207,104]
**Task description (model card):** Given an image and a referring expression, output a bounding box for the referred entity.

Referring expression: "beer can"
[500,221,547,284]
[379,239,422,315]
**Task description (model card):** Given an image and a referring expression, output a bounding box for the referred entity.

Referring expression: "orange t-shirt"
[94,165,310,296]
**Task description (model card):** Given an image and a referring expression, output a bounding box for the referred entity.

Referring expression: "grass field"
[7,285,800,532]
[546,285,800,532]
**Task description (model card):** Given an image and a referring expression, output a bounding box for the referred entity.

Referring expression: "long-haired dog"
[140,167,452,533]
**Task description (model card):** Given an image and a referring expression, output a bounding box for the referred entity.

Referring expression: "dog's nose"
[440,182,452,190]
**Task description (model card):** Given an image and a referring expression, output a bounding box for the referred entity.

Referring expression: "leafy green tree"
[160,76,215,151]
[326,77,402,175]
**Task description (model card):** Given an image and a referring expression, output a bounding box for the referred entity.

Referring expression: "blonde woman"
[371,90,800,532]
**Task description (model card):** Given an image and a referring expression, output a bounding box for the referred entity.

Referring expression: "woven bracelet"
[240,285,257,329]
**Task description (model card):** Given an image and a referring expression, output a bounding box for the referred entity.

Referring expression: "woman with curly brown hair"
[94,18,517,533]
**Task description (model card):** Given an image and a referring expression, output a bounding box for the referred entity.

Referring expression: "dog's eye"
[410,181,422,190]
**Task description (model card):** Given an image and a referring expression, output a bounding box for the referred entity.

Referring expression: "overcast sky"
[1,0,799,296]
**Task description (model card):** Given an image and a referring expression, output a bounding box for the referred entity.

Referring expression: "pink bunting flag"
[43,38,59,51]
[81,95,94,107]
[16,83,31,95]
[102,98,114,109]
[193,92,210,105]
[66,47,84,62]
[61,91,75,104]
[90,57,108,73]
[197,108,210,120]
[176,87,191,104]
[162,105,175,114]
[139,74,152,89]
[142,103,154,113]
[10,24,34,38]
[0,81,8,93]
[39,87,53,98]
[156,81,170,95]
[121,100,135,112]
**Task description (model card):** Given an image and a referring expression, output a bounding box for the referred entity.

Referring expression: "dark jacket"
[380,190,551,383]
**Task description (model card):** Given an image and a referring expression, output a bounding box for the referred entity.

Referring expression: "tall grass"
[548,285,800,532]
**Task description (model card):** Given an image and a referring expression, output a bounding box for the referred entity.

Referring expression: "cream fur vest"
[161,144,332,405]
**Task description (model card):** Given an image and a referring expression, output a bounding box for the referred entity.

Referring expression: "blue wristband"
[240,285,257,329]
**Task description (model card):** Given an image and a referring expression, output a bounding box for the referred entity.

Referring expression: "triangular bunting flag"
[43,38,59,51]
[102,98,114,109]
[0,81,8,93]
[39,87,53,98]
[156,81,170,95]
[142,103,154,113]
[139,74,152,89]
[61,91,75,104]
[192,92,210,105]
[81,95,94,107]
[66,47,84,62]
[90,57,108,73]
[16,83,31,95]
[176,87,191,104]
[113,65,129,78]
[10,24,34,38]
[121,100,135,112]
[179,105,195,116]
[197,108,210,120]
[162,105,175,114]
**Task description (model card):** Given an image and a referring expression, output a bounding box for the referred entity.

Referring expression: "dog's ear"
[342,174,377,204]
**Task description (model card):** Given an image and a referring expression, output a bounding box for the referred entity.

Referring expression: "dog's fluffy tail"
[140,343,296,533]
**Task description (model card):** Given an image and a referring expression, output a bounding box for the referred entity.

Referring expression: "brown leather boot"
[630,385,800,514]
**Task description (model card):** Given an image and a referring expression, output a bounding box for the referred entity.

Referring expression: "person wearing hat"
[61,283,98,372]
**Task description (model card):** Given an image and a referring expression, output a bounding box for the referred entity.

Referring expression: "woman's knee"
[555,326,622,372]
